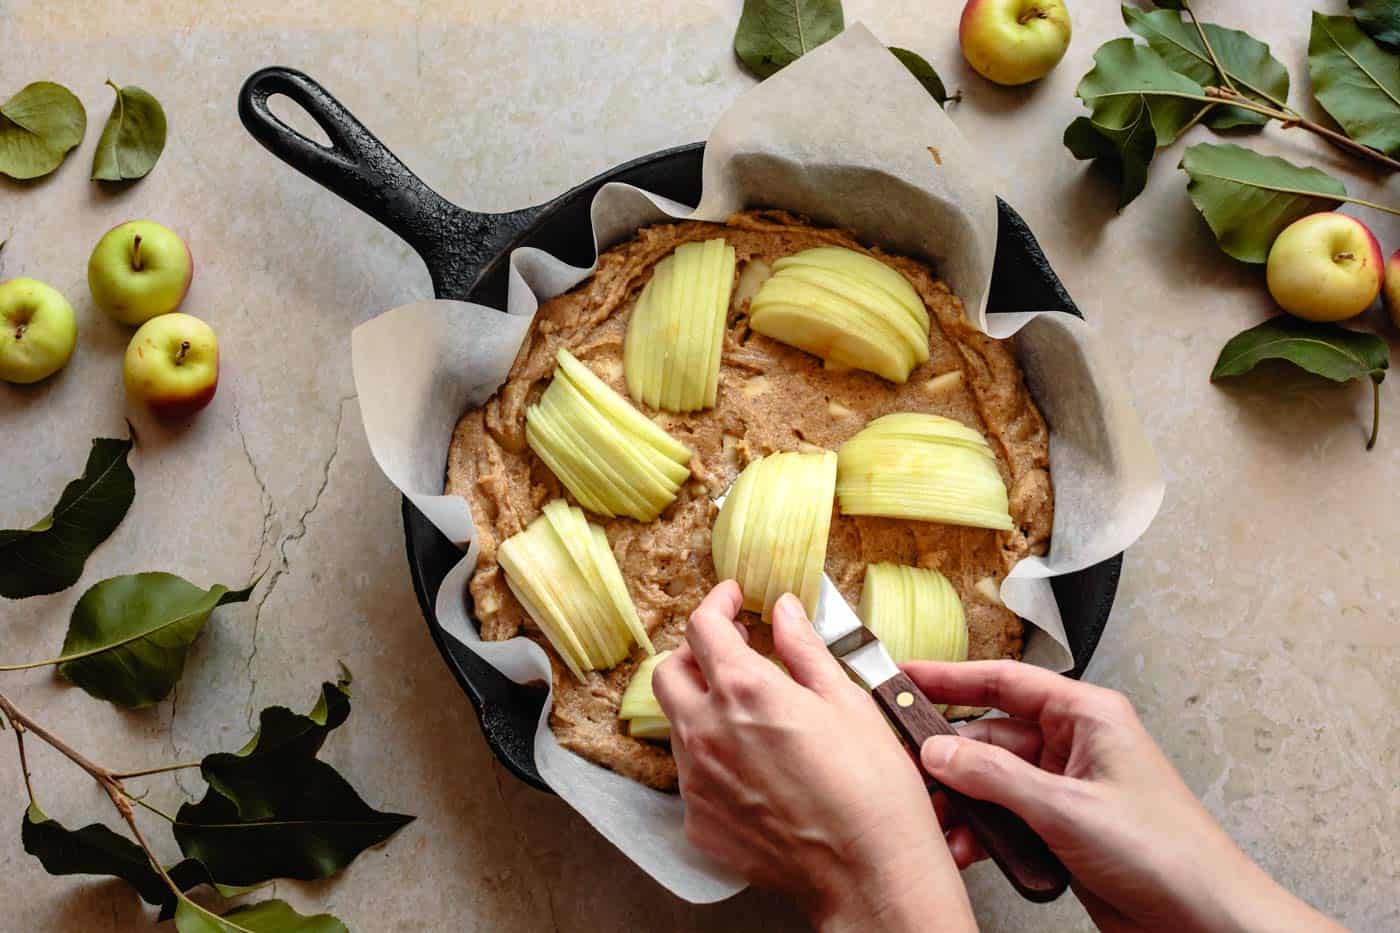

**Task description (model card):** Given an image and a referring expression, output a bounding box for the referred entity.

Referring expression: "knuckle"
[1092,688,1136,721]
[717,665,766,704]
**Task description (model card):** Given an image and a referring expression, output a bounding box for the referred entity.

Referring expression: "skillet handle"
[871,671,1071,903]
[237,67,532,302]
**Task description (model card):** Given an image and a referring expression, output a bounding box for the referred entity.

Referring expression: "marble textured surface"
[1,1,1396,930]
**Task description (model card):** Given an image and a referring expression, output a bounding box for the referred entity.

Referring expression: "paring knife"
[811,574,1071,903]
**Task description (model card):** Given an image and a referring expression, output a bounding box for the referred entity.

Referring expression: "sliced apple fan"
[837,413,1013,531]
[618,650,672,739]
[859,562,968,665]
[525,348,693,521]
[749,246,930,383]
[624,238,736,413]
[497,499,654,682]
[712,450,837,620]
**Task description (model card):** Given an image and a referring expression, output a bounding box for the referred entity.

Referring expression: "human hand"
[654,582,976,933]
[906,660,1344,933]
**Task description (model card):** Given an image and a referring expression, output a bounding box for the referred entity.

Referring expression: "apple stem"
[1367,380,1381,452]
[13,324,25,340]
[1017,7,1048,25]
[131,234,143,271]
[174,340,190,366]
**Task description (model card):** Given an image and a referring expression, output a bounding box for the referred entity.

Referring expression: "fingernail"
[774,593,804,621]
[922,735,957,770]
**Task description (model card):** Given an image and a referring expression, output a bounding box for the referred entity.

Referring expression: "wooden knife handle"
[872,670,1071,903]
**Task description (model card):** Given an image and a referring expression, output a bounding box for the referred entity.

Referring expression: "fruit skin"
[122,313,219,418]
[1381,250,1400,330]
[960,0,1073,87]
[837,413,1013,531]
[1266,213,1384,323]
[624,238,735,413]
[0,278,78,384]
[498,499,652,682]
[859,563,968,666]
[749,246,929,384]
[526,348,692,521]
[88,220,193,326]
[712,450,837,620]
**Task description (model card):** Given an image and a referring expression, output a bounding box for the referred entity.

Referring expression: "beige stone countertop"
[2,1,1396,930]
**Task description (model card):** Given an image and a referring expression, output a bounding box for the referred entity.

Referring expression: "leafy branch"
[1071,3,1400,217]
[0,690,187,907]
[0,669,406,930]
[1177,0,1400,172]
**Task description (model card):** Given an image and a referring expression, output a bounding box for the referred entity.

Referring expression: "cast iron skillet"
[238,67,1122,794]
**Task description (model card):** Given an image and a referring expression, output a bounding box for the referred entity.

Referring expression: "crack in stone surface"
[242,395,356,728]
[234,406,277,576]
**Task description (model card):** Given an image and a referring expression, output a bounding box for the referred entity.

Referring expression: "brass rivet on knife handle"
[871,670,1071,903]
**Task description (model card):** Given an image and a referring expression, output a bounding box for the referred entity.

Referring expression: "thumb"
[921,734,1072,834]
[771,593,849,697]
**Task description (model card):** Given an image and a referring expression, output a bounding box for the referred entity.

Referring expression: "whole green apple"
[88,220,193,326]
[0,277,78,384]
[1266,213,1383,323]
[123,312,219,418]
[960,0,1073,87]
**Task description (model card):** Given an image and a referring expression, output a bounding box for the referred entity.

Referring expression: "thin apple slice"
[793,450,838,613]
[526,349,693,521]
[619,650,672,739]
[626,716,672,739]
[623,238,736,413]
[589,522,654,656]
[750,246,929,383]
[775,247,927,336]
[858,562,968,666]
[749,285,917,383]
[701,240,734,407]
[836,413,1012,531]
[530,396,653,519]
[711,456,758,582]
[540,385,677,509]
[776,264,929,364]
[619,650,670,720]
[555,348,692,464]
[712,450,837,621]
[499,500,650,681]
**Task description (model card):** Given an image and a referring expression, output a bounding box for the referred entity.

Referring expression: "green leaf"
[23,802,171,907]
[1308,13,1400,157]
[173,674,413,885]
[53,573,255,709]
[1179,143,1347,263]
[174,898,347,933]
[1066,38,1208,206]
[203,672,353,818]
[889,47,957,107]
[1064,112,1158,208]
[21,803,220,914]
[0,434,135,599]
[733,0,843,80]
[1122,5,1289,129]
[1213,315,1389,449]
[0,82,86,180]
[1076,39,1208,144]
[91,81,167,181]
[1351,0,1400,52]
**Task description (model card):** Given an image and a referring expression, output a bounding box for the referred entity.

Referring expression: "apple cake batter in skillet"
[445,210,1052,790]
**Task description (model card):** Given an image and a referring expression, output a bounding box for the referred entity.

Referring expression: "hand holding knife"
[811,574,1070,902]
